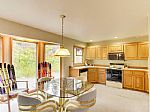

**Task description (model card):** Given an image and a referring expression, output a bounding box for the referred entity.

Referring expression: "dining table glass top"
[42,77,94,98]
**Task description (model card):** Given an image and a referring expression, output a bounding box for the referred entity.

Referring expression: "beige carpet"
[0,84,149,112]
[89,84,149,112]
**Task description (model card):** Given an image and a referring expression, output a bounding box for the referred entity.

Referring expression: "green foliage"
[12,41,60,79]
[45,45,60,73]
[12,41,36,78]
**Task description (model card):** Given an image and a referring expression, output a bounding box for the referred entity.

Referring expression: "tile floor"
[0,84,149,112]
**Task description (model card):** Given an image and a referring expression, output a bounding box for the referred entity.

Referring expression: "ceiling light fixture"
[114,36,118,39]
[54,15,70,57]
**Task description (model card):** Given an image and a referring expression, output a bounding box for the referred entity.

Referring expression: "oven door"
[106,69,122,82]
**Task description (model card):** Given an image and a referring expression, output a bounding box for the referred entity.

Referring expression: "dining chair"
[17,93,57,112]
[65,87,96,112]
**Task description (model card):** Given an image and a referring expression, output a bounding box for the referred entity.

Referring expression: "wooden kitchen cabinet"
[124,43,138,60]
[123,70,133,89]
[88,68,98,82]
[101,46,108,59]
[138,42,149,60]
[145,71,149,92]
[96,47,101,59]
[123,70,146,91]
[86,47,96,59]
[96,46,108,60]
[108,44,123,53]
[97,68,106,84]
[133,71,145,91]
[69,67,80,77]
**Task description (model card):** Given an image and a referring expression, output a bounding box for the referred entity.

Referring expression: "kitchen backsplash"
[91,59,148,67]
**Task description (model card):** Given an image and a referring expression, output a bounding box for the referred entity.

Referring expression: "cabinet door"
[138,43,149,60]
[90,47,96,59]
[86,47,96,59]
[123,70,133,89]
[98,68,106,84]
[145,71,149,92]
[96,46,108,60]
[108,44,123,53]
[86,47,91,59]
[96,47,101,59]
[88,68,97,82]
[124,43,138,60]
[101,46,108,59]
[133,71,145,91]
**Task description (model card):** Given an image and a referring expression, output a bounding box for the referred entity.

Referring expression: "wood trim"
[2,37,4,63]
[37,42,41,64]
[10,37,12,65]
[41,42,45,62]
[12,38,38,44]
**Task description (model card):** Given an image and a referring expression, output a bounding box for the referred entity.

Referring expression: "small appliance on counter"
[106,63,124,88]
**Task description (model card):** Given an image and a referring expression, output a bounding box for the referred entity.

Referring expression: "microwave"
[108,52,124,60]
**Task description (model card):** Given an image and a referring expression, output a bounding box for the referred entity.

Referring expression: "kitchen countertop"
[123,68,148,72]
[71,66,148,72]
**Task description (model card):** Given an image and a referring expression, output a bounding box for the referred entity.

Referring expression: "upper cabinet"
[124,43,138,60]
[86,42,149,60]
[86,47,96,59]
[96,46,108,60]
[124,42,149,60]
[108,44,123,53]
[138,42,149,60]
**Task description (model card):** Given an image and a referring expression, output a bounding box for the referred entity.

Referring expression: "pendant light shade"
[54,47,70,57]
[54,15,70,57]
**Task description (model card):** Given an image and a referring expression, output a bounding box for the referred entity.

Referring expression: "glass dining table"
[42,77,94,112]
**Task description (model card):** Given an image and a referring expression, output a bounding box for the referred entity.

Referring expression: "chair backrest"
[77,87,96,107]
[18,93,41,106]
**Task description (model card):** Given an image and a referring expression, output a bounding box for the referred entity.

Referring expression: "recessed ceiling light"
[90,40,93,42]
[114,37,118,38]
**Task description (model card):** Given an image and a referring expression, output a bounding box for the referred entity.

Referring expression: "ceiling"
[0,0,149,42]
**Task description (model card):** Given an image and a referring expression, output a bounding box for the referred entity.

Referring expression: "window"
[74,46,83,64]
[0,37,2,63]
[12,40,37,89]
[45,44,60,78]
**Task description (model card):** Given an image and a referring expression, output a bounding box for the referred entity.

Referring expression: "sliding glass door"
[45,44,60,78]
[12,40,37,89]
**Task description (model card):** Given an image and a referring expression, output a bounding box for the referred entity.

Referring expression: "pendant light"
[54,15,70,57]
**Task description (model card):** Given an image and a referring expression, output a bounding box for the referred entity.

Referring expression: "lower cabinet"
[88,68,98,82]
[98,68,106,84]
[123,70,147,92]
[145,71,149,92]
[133,71,145,91]
[123,70,133,89]
[88,68,106,83]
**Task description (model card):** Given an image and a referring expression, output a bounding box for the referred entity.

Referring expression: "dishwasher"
[79,68,88,81]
